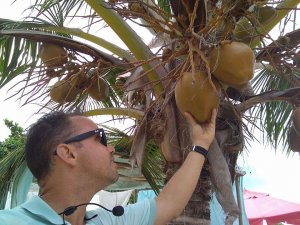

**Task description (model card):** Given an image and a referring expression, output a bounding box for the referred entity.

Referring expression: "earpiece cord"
[58,202,124,225]
[58,202,113,216]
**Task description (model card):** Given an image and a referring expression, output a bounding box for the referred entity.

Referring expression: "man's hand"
[184,108,217,150]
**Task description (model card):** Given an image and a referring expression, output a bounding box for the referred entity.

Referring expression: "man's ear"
[55,144,77,166]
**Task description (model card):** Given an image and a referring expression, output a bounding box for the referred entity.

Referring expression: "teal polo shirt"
[0,196,157,225]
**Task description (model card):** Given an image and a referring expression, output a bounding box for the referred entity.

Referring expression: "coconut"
[40,43,67,67]
[175,71,220,123]
[209,41,255,89]
[87,77,109,101]
[50,80,80,103]
[128,2,145,19]
[292,107,300,133]
[288,125,300,152]
[70,72,88,89]
[129,2,145,14]
[255,6,277,25]
[233,19,255,44]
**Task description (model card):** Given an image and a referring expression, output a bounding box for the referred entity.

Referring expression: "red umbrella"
[244,189,300,225]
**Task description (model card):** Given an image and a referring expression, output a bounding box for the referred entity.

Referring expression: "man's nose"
[107,145,115,153]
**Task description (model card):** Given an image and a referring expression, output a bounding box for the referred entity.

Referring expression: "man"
[0,108,217,225]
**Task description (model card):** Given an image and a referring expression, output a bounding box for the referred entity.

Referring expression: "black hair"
[25,111,81,181]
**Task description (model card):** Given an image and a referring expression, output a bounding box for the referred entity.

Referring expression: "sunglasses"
[63,128,107,146]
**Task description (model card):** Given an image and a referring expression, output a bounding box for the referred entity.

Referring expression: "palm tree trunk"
[165,161,212,225]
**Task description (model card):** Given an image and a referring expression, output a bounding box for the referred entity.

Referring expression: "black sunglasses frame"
[63,128,107,146]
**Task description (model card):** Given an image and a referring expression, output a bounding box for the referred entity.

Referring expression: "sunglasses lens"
[99,130,107,146]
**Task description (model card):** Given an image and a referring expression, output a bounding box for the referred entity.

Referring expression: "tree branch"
[236,87,300,112]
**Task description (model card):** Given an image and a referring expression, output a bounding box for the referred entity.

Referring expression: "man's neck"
[39,183,98,225]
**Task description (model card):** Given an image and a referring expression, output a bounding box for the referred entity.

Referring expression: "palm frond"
[142,140,164,194]
[250,67,299,152]
[10,162,33,208]
[104,125,164,194]
[0,29,129,113]
[157,0,171,14]
[26,0,88,26]
[0,29,125,62]
[0,147,25,209]
[0,34,38,88]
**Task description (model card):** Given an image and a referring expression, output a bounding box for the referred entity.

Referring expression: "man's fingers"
[184,112,197,126]
[210,108,217,125]
[185,109,217,126]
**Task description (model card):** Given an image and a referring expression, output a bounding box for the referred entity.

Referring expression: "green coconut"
[40,43,67,67]
[87,77,109,101]
[233,19,255,44]
[175,71,220,123]
[209,41,255,90]
[50,80,80,103]
[255,6,277,25]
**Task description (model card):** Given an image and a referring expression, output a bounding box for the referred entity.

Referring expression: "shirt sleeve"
[87,198,157,225]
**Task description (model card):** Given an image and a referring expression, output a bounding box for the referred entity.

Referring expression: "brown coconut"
[288,125,300,152]
[87,77,109,101]
[128,2,145,19]
[70,72,88,89]
[129,2,145,14]
[209,41,255,89]
[50,80,80,103]
[40,43,67,67]
[175,71,220,123]
[292,107,300,134]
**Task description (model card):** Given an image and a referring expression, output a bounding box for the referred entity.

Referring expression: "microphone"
[111,205,125,216]
[59,203,124,224]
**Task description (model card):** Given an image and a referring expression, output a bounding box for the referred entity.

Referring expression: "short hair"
[25,111,81,181]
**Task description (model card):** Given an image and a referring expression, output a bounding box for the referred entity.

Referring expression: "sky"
[0,1,300,205]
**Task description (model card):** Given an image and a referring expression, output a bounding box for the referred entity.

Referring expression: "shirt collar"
[21,195,66,225]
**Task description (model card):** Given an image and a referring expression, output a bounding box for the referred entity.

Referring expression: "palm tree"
[0,0,299,224]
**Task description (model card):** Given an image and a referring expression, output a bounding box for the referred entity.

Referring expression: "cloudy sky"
[0,0,300,204]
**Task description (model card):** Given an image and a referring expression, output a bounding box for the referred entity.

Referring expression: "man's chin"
[113,173,119,183]
[108,173,119,185]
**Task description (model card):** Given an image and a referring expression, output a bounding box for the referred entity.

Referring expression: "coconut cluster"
[175,41,255,123]
[40,43,109,103]
[233,6,278,45]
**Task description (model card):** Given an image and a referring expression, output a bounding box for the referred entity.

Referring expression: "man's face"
[68,116,119,188]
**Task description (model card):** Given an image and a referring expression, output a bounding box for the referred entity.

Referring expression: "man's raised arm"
[154,109,217,225]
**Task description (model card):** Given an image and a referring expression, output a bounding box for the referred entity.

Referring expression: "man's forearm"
[154,109,216,225]
[155,151,206,225]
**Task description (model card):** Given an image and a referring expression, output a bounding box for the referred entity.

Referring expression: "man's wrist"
[192,145,208,158]
[192,141,210,150]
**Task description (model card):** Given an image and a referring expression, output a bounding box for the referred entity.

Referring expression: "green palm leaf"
[27,0,87,26]
[104,125,164,194]
[251,67,300,152]
[0,29,128,112]
[0,147,25,209]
